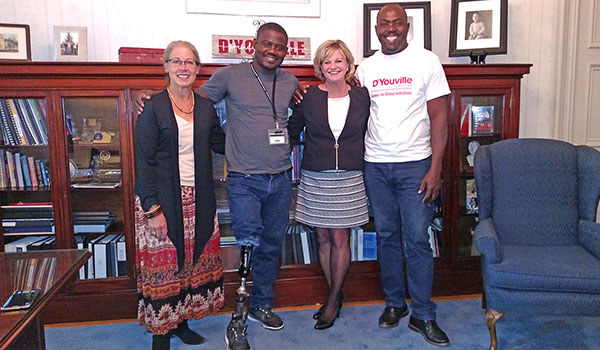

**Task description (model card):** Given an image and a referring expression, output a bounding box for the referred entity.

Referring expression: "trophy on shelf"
[80,117,113,143]
[466,140,480,167]
[80,117,101,143]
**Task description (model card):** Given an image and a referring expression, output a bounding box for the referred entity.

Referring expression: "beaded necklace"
[167,87,194,114]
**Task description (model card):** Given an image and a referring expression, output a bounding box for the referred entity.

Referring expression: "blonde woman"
[288,40,370,330]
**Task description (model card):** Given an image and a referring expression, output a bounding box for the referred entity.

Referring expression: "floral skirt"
[134,186,224,335]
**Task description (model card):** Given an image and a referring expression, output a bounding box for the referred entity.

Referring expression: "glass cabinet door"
[62,96,126,279]
[456,94,504,258]
[1,96,56,252]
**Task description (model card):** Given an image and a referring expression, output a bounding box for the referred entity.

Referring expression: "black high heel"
[314,307,340,330]
[312,305,325,320]
[313,292,343,320]
[314,296,342,330]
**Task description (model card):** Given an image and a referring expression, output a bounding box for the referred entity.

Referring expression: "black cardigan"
[288,85,370,171]
[134,90,225,271]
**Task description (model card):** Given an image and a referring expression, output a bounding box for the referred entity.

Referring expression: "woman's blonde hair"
[313,40,355,83]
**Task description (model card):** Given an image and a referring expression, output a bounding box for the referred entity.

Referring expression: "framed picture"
[187,0,321,18]
[471,105,494,135]
[54,26,87,61]
[363,2,431,57]
[449,0,507,57]
[0,23,31,61]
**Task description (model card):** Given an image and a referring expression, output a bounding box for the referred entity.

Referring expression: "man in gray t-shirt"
[200,23,298,350]
[201,62,297,174]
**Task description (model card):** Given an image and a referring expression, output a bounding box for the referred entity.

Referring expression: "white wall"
[0,0,594,143]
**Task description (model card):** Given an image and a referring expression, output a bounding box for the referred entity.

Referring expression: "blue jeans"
[226,170,291,308]
[364,158,436,320]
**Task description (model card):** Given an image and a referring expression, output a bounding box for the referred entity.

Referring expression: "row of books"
[460,104,495,136]
[0,98,48,146]
[280,225,378,265]
[76,233,127,279]
[281,224,319,265]
[12,256,57,293]
[3,232,126,280]
[350,226,377,261]
[0,150,50,189]
[429,217,443,258]
[2,203,116,234]
[4,235,57,252]
[221,221,442,263]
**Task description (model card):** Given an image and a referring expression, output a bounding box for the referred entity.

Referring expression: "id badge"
[268,128,288,145]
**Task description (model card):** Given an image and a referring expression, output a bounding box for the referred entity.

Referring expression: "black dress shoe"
[172,320,206,345]
[152,334,170,350]
[408,316,450,347]
[378,305,409,328]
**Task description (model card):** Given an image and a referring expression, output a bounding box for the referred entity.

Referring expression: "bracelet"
[144,205,161,218]
[144,205,161,215]
[145,208,163,219]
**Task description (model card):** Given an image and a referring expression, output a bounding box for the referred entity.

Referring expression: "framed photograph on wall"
[0,23,31,61]
[449,0,507,57]
[363,2,431,57]
[54,26,87,61]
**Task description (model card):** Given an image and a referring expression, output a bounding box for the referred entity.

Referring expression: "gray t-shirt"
[200,62,299,174]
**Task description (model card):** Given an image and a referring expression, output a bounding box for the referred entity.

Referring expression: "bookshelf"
[0,62,530,323]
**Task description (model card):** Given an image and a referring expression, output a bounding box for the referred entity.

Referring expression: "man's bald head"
[375,3,410,55]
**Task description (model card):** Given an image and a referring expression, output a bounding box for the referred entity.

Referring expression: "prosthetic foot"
[225,245,253,350]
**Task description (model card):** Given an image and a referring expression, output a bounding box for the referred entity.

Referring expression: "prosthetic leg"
[225,245,253,350]
[234,245,253,320]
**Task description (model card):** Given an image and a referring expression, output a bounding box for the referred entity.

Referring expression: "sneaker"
[225,319,251,350]
[248,307,284,330]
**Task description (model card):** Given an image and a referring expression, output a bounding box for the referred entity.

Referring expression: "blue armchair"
[473,138,600,350]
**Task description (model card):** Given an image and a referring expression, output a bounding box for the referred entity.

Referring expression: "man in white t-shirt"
[356,4,450,347]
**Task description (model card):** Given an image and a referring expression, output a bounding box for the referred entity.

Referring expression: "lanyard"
[250,62,279,128]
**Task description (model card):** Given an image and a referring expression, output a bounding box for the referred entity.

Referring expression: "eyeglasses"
[166,58,199,67]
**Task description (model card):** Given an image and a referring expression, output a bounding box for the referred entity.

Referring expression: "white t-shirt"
[174,114,195,187]
[327,95,350,140]
[356,45,450,162]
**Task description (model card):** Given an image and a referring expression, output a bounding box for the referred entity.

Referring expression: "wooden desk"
[0,249,91,350]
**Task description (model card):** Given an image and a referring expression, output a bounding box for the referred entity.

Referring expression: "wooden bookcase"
[0,62,530,323]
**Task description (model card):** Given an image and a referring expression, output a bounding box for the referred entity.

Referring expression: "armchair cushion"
[484,139,579,246]
[486,245,600,294]
[579,220,600,259]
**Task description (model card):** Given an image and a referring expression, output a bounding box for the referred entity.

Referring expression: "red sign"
[212,35,311,61]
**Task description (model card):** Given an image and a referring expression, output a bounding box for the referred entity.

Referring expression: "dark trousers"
[364,158,436,320]
[226,170,291,308]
